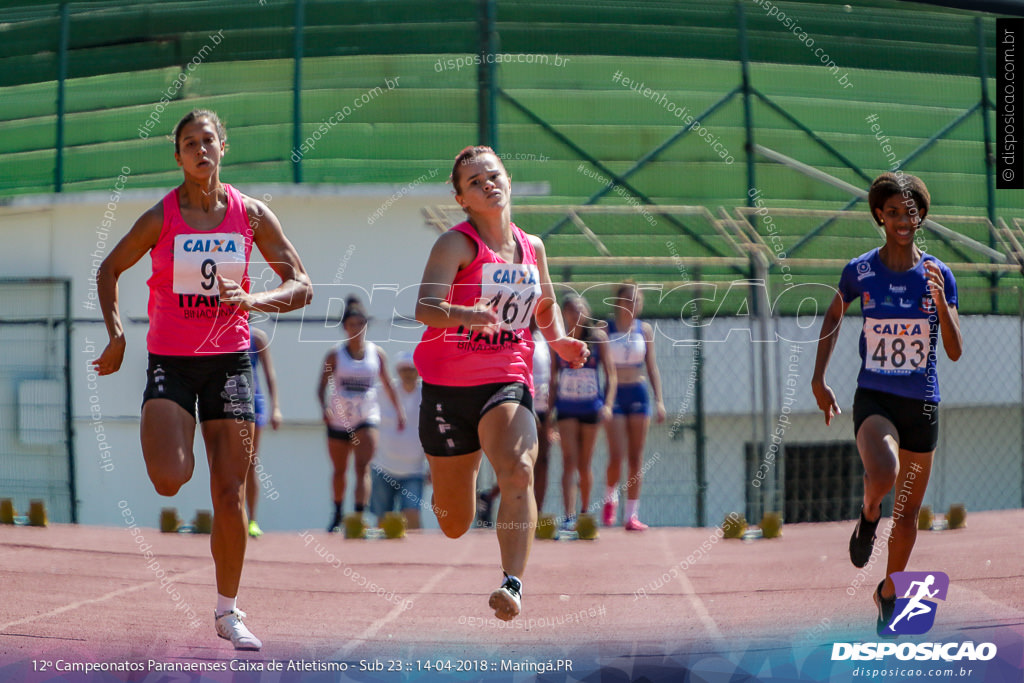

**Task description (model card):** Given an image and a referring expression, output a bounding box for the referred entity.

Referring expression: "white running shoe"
[215,608,262,650]
[488,573,522,621]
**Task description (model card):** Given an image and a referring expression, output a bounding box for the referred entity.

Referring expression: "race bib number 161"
[481,263,541,330]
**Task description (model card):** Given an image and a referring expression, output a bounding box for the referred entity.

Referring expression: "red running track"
[1,511,1022,667]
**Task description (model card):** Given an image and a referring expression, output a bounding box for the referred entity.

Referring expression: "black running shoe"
[488,573,522,621]
[327,513,341,533]
[475,491,494,528]
[849,507,879,568]
[874,580,898,638]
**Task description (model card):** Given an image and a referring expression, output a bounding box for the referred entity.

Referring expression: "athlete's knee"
[866,461,898,490]
[498,459,533,492]
[210,478,245,509]
[148,465,191,497]
[437,515,472,539]
[151,474,187,497]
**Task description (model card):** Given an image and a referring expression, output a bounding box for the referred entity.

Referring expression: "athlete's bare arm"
[376,348,406,431]
[596,328,617,421]
[925,261,962,361]
[811,292,851,425]
[529,235,587,367]
[92,203,164,375]
[548,338,560,408]
[217,197,312,313]
[414,230,499,332]
[642,320,666,423]
[318,352,335,424]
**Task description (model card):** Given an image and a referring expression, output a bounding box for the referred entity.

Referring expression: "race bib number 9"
[481,263,541,330]
[863,317,929,374]
[173,233,246,295]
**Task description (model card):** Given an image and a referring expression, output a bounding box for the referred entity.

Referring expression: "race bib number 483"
[481,263,541,330]
[864,317,929,374]
[172,233,246,295]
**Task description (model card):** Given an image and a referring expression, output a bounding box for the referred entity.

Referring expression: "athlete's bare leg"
[577,423,599,513]
[558,419,581,518]
[352,426,378,509]
[327,437,354,506]
[857,415,900,523]
[883,448,933,598]
[480,403,538,578]
[426,451,483,538]
[534,416,550,511]
[624,414,650,500]
[202,418,254,598]
[604,415,627,493]
[857,415,934,598]
[141,399,197,496]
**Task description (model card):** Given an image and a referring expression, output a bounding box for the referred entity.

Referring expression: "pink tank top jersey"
[414,221,541,391]
[147,184,253,355]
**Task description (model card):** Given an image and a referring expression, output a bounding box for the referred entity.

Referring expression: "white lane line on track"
[657,530,724,642]
[332,542,474,658]
[0,566,207,632]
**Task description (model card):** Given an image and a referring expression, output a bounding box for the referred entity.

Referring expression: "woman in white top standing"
[603,282,665,530]
[318,297,404,531]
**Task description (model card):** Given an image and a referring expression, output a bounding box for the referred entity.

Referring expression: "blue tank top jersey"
[554,336,604,414]
[837,248,957,402]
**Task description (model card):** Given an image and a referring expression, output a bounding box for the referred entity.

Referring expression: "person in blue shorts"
[370,351,428,528]
[812,172,962,635]
[244,327,281,537]
[551,295,616,531]
[602,281,665,530]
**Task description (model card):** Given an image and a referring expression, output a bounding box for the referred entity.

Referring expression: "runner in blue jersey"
[812,172,963,636]
[551,295,616,531]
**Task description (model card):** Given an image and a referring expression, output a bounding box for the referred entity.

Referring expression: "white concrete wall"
[0,188,1019,529]
[1,183,453,530]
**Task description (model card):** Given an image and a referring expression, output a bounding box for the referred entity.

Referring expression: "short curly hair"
[867,171,930,226]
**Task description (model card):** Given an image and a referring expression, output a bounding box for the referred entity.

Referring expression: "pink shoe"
[602,500,617,526]
[624,516,648,531]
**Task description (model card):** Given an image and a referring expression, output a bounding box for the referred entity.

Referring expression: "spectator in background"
[318,296,404,532]
[370,351,428,528]
[551,295,616,531]
[603,281,665,531]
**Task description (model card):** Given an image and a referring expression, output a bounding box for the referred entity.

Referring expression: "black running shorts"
[326,423,376,441]
[142,352,255,423]
[419,381,533,457]
[853,386,939,454]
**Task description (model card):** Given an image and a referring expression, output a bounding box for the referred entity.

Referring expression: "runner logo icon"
[884,571,949,636]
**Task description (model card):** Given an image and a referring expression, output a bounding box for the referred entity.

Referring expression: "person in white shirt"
[370,351,428,528]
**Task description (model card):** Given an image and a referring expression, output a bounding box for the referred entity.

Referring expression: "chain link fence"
[0,279,75,523]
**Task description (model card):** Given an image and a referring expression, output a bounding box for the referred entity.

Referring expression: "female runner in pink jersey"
[414,146,588,621]
[92,110,312,651]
